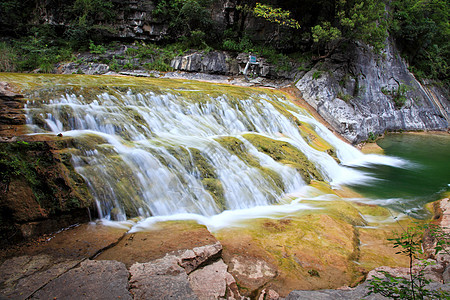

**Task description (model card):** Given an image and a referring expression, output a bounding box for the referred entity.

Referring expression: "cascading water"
[19,75,410,227]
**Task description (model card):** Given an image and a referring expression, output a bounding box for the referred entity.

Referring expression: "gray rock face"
[188,260,239,300]
[170,51,300,80]
[0,255,82,300]
[31,260,132,300]
[179,242,222,274]
[129,242,244,300]
[129,255,198,300]
[171,51,234,75]
[59,62,110,75]
[295,41,449,143]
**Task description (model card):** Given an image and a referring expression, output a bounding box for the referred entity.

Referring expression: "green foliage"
[108,57,120,72]
[312,22,342,45]
[367,131,378,142]
[222,35,254,53]
[253,3,300,29]
[368,223,450,299]
[127,42,185,72]
[382,84,410,108]
[152,0,214,43]
[337,91,352,102]
[310,0,388,55]
[72,0,114,26]
[89,40,106,54]
[390,0,449,82]
[0,42,17,72]
[312,71,322,80]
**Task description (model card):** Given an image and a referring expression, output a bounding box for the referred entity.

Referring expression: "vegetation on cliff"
[0,0,447,83]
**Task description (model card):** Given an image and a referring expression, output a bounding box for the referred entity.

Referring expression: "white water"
[25,84,410,227]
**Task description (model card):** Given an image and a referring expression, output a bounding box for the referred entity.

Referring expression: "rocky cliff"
[295,41,449,144]
[0,83,94,246]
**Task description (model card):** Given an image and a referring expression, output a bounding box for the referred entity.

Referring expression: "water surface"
[349,133,450,217]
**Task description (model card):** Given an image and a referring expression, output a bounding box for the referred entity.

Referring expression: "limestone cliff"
[295,41,449,144]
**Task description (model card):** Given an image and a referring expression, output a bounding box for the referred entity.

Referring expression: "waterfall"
[24,76,406,223]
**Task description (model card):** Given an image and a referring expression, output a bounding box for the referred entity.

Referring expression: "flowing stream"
[4,74,440,230]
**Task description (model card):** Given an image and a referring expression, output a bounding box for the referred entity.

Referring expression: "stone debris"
[179,241,222,274]
[129,242,245,300]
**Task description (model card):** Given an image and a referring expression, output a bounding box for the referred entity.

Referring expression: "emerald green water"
[349,133,450,217]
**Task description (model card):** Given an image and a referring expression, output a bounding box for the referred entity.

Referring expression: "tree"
[390,0,449,81]
[310,0,388,56]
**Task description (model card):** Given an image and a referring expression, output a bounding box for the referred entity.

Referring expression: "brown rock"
[0,81,23,99]
[366,266,410,280]
[31,259,131,300]
[96,221,217,267]
[1,178,48,223]
[258,289,280,300]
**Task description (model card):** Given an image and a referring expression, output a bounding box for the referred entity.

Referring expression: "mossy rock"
[202,178,225,211]
[215,136,284,191]
[188,147,217,179]
[242,134,323,183]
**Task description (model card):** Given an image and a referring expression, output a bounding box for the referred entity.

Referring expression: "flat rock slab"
[1,223,127,262]
[0,254,81,300]
[31,260,131,300]
[96,221,217,267]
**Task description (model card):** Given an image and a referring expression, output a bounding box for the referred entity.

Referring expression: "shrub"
[0,42,17,72]
[368,223,450,299]
[312,71,322,80]
[89,40,106,54]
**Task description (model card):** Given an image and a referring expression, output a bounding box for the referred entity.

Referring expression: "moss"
[265,98,302,127]
[242,134,323,183]
[187,147,217,179]
[215,136,285,191]
[71,134,108,151]
[0,140,93,216]
[202,178,225,211]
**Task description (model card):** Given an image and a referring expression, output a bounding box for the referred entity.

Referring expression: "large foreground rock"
[129,242,244,299]
[129,255,198,299]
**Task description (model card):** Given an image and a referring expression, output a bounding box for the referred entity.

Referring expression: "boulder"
[188,259,239,300]
[286,282,386,299]
[129,254,198,299]
[170,51,232,75]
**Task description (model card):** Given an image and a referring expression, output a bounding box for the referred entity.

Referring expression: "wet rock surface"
[286,197,450,299]
[0,81,27,138]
